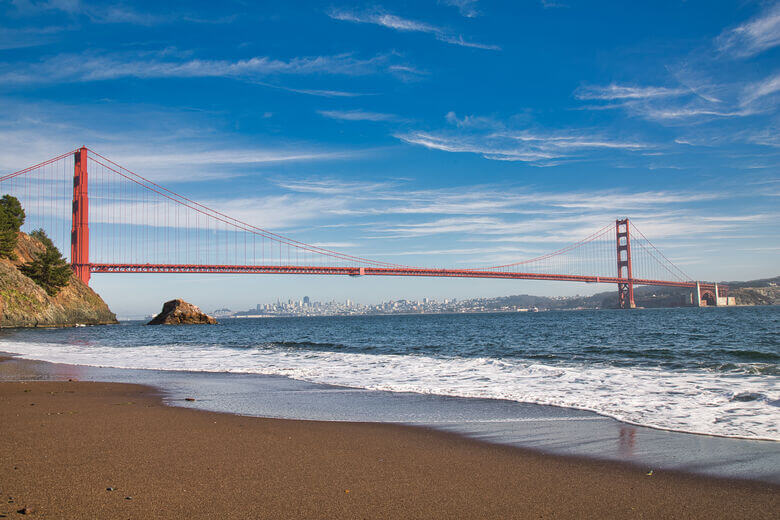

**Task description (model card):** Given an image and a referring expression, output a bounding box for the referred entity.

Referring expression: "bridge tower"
[71,147,90,285]
[616,218,635,309]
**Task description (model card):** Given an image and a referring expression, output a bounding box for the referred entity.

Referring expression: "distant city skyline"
[2,1,778,316]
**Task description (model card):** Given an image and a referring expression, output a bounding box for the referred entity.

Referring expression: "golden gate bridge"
[1,147,728,308]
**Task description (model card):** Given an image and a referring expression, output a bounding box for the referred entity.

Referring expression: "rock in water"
[147,299,217,325]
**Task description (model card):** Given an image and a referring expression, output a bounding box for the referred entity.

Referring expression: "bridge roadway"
[89,263,717,292]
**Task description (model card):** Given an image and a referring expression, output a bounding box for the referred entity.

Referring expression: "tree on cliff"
[0,195,26,259]
[20,229,71,296]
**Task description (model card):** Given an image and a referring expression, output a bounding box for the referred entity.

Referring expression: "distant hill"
[721,276,780,288]
[727,277,779,306]
[484,276,779,311]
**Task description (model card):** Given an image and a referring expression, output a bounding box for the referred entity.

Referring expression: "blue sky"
[1,0,778,316]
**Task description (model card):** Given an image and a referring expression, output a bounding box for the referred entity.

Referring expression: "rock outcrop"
[148,299,217,325]
[0,232,118,327]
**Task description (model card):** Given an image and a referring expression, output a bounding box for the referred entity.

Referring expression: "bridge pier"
[616,218,635,309]
[70,147,90,285]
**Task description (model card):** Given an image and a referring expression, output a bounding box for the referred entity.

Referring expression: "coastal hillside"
[0,231,117,327]
[723,277,780,306]
[481,276,779,311]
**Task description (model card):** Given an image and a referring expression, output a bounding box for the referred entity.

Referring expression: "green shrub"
[20,229,71,296]
[0,195,25,259]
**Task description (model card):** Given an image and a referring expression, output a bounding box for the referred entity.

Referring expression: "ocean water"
[1,306,778,440]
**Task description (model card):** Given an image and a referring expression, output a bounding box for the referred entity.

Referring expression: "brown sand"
[0,380,777,519]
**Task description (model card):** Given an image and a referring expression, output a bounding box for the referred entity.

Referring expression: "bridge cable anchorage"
[0,148,725,306]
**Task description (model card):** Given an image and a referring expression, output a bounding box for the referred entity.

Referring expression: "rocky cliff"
[0,232,117,327]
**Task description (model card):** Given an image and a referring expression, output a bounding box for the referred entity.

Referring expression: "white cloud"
[496,132,646,150]
[281,87,373,97]
[107,148,358,171]
[396,131,557,163]
[574,5,780,131]
[540,1,567,8]
[203,195,352,230]
[317,110,400,122]
[328,8,499,50]
[85,4,170,26]
[309,242,359,248]
[396,113,649,164]
[745,127,780,147]
[639,106,757,120]
[717,3,780,58]
[445,111,497,128]
[0,51,394,85]
[439,0,480,18]
[387,64,427,76]
[576,78,768,123]
[274,179,399,196]
[0,100,365,181]
[437,34,500,50]
[0,24,67,50]
[575,84,689,100]
[7,0,208,26]
[741,72,780,104]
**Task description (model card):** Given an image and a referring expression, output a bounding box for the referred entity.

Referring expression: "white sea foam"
[1,339,778,440]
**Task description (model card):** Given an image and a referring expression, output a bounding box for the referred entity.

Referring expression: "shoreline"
[1,376,778,519]
[202,304,762,320]
[2,354,779,487]
[129,304,772,322]
[3,349,778,444]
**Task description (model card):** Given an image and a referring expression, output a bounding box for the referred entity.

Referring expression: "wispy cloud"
[317,109,401,122]
[396,112,649,164]
[328,8,500,50]
[716,2,780,58]
[575,84,689,100]
[309,241,359,248]
[638,106,757,120]
[576,78,771,123]
[0,50,398,85]
[0,99,366,182]
[111,148,359,171]
[7,0,214,26]
[84,5,171,26]
[575,4,780,131]
[540,0,568,8]
[278,87,367,97]
[439,0,480,18]
[275,179,399,195]
[741,72,780,105]
[436,34,498,50]
[744,127,780,147]
[202,195,354,230]
[0,24,70,50]
[397,131,555,162]
[386,64,429,81]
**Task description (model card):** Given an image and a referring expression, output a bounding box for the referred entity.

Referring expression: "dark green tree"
[0,194,25,259]
[20,229,71,296]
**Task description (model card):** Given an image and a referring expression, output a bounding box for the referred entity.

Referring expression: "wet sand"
[0,379,777,519]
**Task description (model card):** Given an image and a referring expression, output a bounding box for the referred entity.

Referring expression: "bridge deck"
[89,263,715,290]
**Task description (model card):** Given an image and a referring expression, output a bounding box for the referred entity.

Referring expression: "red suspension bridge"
[1,147,727,308]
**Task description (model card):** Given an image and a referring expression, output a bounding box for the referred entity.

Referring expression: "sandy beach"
[0,377,777,519]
